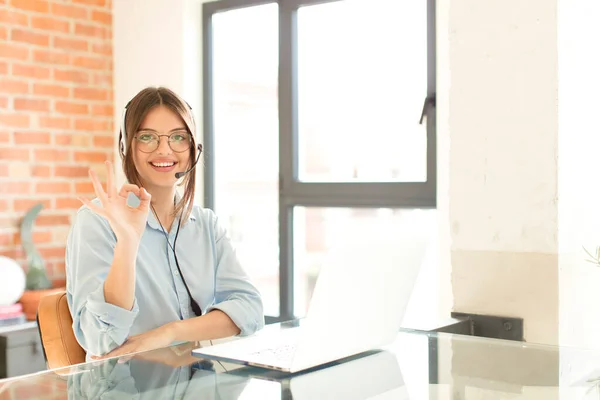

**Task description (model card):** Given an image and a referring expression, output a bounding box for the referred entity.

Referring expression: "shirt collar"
[145,191,195,231]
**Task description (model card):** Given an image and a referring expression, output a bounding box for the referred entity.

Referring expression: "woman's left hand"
[91,322,179,361]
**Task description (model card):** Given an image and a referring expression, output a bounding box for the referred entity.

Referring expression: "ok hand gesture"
[78,161,151,241]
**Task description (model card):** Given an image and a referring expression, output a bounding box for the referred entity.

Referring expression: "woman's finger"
[118,184,141,199]
[137,187,152,211]
[105,161,117,199]
[89,169,108,205]
[78,196,107,218]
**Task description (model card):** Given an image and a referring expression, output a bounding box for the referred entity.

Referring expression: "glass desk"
[2,321,600,399]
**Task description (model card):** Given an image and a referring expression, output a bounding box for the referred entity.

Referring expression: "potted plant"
[18,203,64,320]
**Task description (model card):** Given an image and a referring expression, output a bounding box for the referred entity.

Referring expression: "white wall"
[557,0,600,350]
[439,0,560,344]
[112,0,204,197]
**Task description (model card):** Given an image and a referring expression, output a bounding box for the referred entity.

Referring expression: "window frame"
[202,0,437,323]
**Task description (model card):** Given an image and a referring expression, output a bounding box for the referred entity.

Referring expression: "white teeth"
[151,162,174,167]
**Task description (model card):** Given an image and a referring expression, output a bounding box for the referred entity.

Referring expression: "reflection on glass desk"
[2,321,600,399]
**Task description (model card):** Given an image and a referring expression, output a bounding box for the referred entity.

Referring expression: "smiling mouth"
[150,161,177,167]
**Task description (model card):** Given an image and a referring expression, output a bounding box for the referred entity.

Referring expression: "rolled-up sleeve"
[205,215,264,336]
[65,206,139,356]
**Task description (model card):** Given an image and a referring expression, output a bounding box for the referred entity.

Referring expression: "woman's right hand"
[78,161,151,242]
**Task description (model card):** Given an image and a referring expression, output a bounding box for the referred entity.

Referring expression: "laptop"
[193,230,430,374]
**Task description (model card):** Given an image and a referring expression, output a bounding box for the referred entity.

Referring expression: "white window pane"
[298,0,427,182]
[212,3,280,317]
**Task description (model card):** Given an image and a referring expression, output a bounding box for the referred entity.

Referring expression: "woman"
[65,86,264,360]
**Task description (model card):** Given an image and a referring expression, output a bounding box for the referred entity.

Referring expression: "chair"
[37,291,86,370]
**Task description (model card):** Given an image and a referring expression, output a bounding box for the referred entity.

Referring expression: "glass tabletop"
[2,320,600,399]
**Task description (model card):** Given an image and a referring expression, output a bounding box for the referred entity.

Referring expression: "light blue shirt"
[65,199,264,357]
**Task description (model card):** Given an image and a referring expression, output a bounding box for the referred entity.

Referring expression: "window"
[203,0,436,322]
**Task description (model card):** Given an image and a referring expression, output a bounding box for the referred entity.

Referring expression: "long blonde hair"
[118,86,197,222]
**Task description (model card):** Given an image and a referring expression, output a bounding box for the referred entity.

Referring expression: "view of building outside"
[211,0,434,319]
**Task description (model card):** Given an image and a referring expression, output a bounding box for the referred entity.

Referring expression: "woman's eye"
[139,134,155,142]
[172,134,187,141]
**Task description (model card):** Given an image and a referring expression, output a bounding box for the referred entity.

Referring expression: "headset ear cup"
[118,131,125,158]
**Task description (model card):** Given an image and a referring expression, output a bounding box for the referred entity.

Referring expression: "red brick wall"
[0,0,113,285]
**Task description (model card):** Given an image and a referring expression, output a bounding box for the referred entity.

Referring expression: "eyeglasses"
[134,130,192,153]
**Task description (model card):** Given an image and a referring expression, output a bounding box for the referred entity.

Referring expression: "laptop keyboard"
[249,343,297,363]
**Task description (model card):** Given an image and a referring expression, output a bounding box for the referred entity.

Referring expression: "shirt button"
[174,270,179,276]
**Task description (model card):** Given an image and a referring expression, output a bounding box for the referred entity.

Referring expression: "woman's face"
[132,105,191,190]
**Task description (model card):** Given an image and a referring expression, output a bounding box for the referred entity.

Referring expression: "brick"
[0,198,8,211]
[0,114,29,128]
[56,197,82,209]
[53,36,88,52]
[91,10,111,25]
[74,87,108,101]
[92,104,113,116]
[14,131,50,144]
[0,181,30,194]
[33,49,70,65]
[36,214,70,226]
[73,0,106,6]
[93,135,113,147]
[0,132,9,143]
[53,265,66,278]
[75,23,108,39]
[39,246,66,258]
[13,230,53,245]
[51,3,88,19]
[0,9,29,26]
[93,72,112,87]
[54,166,88,177]
[10,0,49,13]
[31,165,50,177]
[0,97,8,108]
[30,16,70,33]
[0,248,24,259]
[0,26,6,40]
[11,29,49,46]
[0,78,29,94]
[33,83,70,98]
[8,162,29,178]
[55,101,89,115]
[14,98,49,112]
[39,116,71,130]
[91,42,111,57]
[74,151,107,163]
[12,64,51,79]
[0,165,7,177]
[0,232,11,246]
[55,133,90,147]
[74,118,110,132]
[75,181,99,194]
[0,62,8,74]
[0,147,29,161]
[0,43,29,60]
[51,229,69,244]
[13,198,51,212]
[34,149,69,162]
[54,69,89,84]
[71,55,107,70]
[36,181,71,193]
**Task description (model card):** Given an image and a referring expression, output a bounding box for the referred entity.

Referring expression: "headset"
[118,95,203,318]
